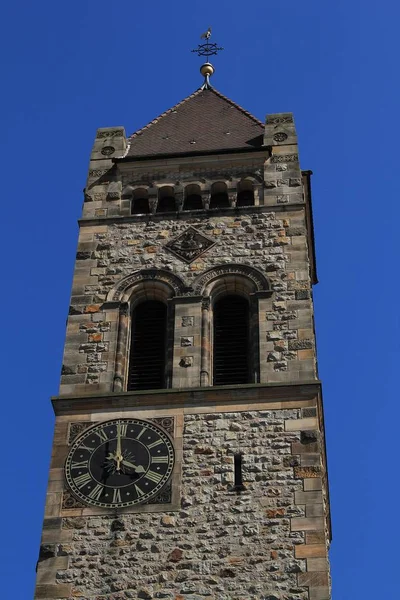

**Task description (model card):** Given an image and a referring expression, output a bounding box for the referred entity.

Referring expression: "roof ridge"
[208,87,264,127]
[128,88,204,140]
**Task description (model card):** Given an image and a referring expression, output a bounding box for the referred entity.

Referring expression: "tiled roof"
[125,87,265,158]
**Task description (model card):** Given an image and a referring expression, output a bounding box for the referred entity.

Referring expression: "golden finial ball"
[200,62,215,78]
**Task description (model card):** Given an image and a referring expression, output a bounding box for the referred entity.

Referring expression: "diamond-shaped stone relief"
[165,227,215,263]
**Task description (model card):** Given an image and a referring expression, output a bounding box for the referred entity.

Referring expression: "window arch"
[157,186,176,212]
[184,184,203,210]
[237,179,255,207]
[210,181,229,209]
[127,300,167,390]
[131,188,149,214]
[213,295,250,385]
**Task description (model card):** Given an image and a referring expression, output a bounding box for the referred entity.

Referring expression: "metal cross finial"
[191,27,224,59]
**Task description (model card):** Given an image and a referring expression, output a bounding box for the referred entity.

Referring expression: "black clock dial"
[65,419,174,508]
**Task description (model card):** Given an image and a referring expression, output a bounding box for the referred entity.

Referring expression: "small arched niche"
[131,188,150,214]
[210,181,229,209]
[237,179,255,207]
[184,184,203,210]
[157,186,176,212]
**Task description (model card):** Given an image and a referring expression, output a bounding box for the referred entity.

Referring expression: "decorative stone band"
[107,268,188,302]
[192,263,271,296]
[97,130,124,138]
[271,154,299,163]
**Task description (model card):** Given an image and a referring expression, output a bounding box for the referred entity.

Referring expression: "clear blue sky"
[1,1,399,598]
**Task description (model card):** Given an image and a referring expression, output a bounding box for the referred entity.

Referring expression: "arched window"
[127,301,167,390]
[210,182,229,209]
[157,186,176,212]
[131,188,149,214]
[237,179,255,207]
[184,184,203,210]
[213,295,250,385]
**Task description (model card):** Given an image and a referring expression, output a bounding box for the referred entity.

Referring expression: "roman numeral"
[134,484,144,498]
[73,472,91,489]
[112,489,122,503]
[71,460,88,470]
[145,470,163,484]
[79,444,95,453]
[88,484,104,501]
[96,429,108,443]
[118,422,128,437]
[151,456,169,464]
[136,427,146,440]
[147,439,163,450]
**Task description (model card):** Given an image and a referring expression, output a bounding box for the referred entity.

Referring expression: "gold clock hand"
[116,423,122,471]
[121,459,145,473]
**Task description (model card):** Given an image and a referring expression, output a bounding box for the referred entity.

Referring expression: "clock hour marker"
[136,427,147,440]
[73,472,91,489]
[71,460,88,470]
[151,456,169,464]
[95,429,108,443]
[112,489,122,503]
[134,484,144,497]
[88,483,104,501]
[80,444,95,453]
[147,439,163,450]
[145,470,163,484]
[118,422,128,437]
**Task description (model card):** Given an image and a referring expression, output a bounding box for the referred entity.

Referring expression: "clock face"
[65,419,175,508]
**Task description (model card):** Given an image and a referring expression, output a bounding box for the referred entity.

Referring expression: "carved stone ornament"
[266,115,293,125]
[101,146,115,156]
[68,422,93,445]
[273,132,288,142]
[165,227,216,263]
[151,417,175,436]
[97,130,124,138]
[89,169,109,179]
[62,490,86,509]
[271,154,298,163]
[146,482,172,504]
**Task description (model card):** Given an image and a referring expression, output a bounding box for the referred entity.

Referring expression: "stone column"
[113,302,130,391]
[200,297,211,386]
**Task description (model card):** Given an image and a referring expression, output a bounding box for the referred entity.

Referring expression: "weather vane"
[191,27,224,89]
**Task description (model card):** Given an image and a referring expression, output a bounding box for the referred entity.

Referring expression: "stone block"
[295,544,327,559]
[295,490,323,504]
[297,572,329,587]
[285,417,318,431]
[34,583,71,598]
[291,517,324,531]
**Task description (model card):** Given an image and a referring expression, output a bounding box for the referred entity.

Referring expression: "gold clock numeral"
[96,429,108,443]
[145,470,163,484]
[147,439,163,450]
[136,427,147,440]
[151,456,169,464]
[71,460,88,470]
[74,472,91,489]
[118,422,128,437]
[79,444,95,453]
[134,484,144,497]
[88,484,104,501]
[112,488,122,503]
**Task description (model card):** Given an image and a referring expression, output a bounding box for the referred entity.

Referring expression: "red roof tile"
[125,87,265,158]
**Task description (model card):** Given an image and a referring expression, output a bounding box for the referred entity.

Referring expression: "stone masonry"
[34,93,331,600]
[36,387,330,600]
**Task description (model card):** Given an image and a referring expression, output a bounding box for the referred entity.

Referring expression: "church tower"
[35,38,332,600]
